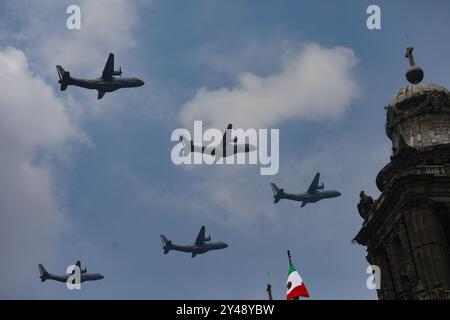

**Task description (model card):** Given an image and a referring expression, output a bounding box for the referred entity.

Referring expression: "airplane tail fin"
[38,264,49,282]
[160,235,172,254]
[179,135,192,157]
[56,65,71,91]
[270,183,284,204]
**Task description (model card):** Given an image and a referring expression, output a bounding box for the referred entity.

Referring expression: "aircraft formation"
[38,53,341,288]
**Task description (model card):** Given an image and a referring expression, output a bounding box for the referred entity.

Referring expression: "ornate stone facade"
[355,48,450,300]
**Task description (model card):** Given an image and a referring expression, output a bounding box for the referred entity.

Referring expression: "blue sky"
[1,0,450,299]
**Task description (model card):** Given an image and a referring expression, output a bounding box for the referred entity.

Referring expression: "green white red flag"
[286,264,309,300]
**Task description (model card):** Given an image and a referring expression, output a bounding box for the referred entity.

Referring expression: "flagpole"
[266,272,273,300]
[287,250,293,267]
[266,284,273,300]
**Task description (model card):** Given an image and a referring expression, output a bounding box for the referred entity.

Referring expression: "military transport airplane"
[56,53,144,99]
[271,172,341,207]
[160,226,228,258]
[38,260,104,284]
[179,124,257,162]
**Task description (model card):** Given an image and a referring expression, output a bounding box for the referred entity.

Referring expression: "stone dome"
[389,83,449,107]
[385,47,450,151]
[386,83,450,150]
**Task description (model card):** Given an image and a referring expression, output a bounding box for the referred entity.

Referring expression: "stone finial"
[405,47,424,84]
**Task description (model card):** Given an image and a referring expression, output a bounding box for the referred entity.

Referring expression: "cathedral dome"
[385,48,450,149]
[389,83,449,107]
[386,83,450,145]
[386,83,450,150]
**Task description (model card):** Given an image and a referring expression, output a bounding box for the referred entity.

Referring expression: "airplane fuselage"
[281,190,341,203]
[169,242,228,255]
[43,273,104,283]
[191,143,257,158]
[67,77,144,92]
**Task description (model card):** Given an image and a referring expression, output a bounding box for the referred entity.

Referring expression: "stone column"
[404,202,450,297]
[369,247,396,299]
[384,237,405,299]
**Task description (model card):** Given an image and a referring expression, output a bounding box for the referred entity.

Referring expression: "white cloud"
[180,43,359,129]
[0,47,83,296]
[7,0,142,76]
[43,0,140,74]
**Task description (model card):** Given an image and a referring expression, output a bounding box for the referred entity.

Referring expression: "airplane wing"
[306,173,320,193]
[101,53,114,80]
[195,226,207,245]
[301,201,307,208]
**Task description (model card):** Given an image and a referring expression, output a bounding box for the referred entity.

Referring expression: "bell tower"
[355,47,450,300]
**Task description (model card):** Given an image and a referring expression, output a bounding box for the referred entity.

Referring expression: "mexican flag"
[286,264,309,300]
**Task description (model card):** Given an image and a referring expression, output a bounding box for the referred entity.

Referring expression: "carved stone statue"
[358,191,374,219]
